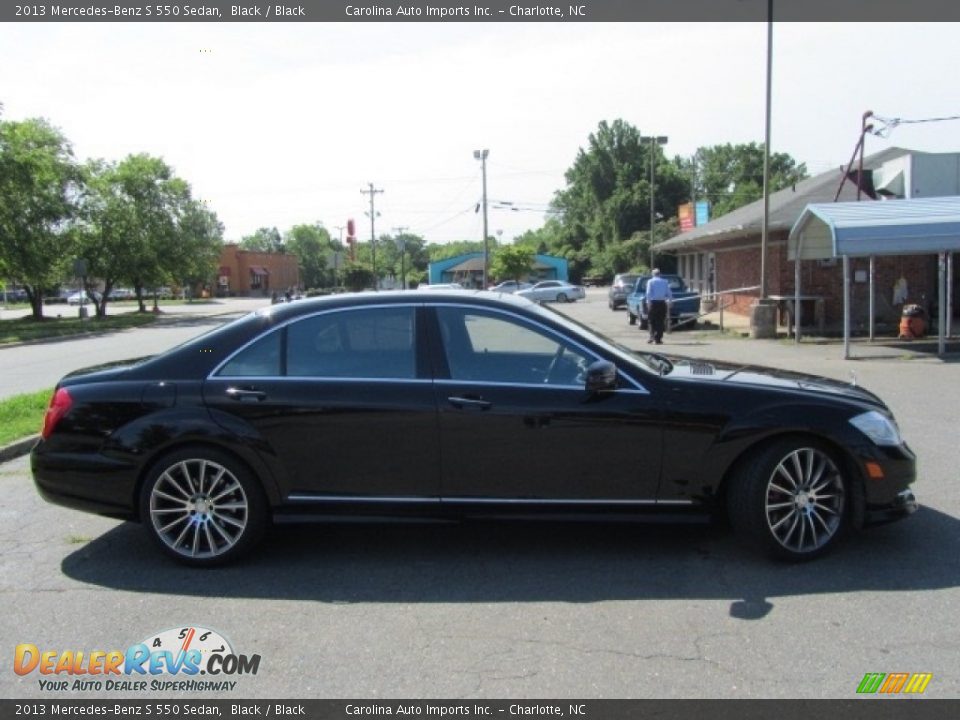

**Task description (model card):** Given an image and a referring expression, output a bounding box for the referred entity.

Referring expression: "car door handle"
[447,395,492,411]
[226,387,267,403]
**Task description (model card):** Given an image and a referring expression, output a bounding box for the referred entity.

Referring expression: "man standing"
[645,268,673,345]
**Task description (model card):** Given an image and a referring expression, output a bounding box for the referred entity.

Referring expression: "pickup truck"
[625,274,701,330]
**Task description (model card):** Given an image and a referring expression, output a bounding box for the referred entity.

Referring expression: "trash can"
[898,304,926,339]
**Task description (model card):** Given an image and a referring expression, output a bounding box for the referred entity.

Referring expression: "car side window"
[287,307,416,379]
[436,307,592,386]
[217,331,281,377]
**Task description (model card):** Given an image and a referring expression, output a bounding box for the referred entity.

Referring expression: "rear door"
[204,304,440,499]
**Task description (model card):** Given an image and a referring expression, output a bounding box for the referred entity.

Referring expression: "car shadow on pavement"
[61,506,959,619]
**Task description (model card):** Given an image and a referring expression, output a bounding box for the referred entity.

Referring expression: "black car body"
[32,291,917,566]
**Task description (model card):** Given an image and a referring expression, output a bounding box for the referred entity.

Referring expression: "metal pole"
[650,137,656,270]
[869,256,875,341]
[794,234,802,343]
[948,252,954,338]
[843,255,851,360]
[939,252,947,356]
[481,153,489,289]
[760,0,773,299]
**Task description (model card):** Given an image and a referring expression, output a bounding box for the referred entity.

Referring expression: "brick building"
[217,244,300,297]
[654,147,960,330]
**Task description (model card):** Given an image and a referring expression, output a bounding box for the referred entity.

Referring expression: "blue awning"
[789,196,960,260]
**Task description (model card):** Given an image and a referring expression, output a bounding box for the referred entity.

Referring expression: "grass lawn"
[0,312,157,345]
[0,388,52,445]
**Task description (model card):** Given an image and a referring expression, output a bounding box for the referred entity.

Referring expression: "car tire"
[556,293,568,303]
[139,446,268,567]
[627,312,636,326]
[727,438,849,561]
[608,300,615,310]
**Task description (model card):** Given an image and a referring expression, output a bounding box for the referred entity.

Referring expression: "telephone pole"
[392,226,408,289]
[361,183,384,288]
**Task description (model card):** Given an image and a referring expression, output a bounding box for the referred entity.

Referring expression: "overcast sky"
[2,22,958,245]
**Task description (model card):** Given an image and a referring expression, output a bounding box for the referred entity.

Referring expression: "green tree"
[0,117,81,319]
[491,245,535,283]
[683,142,808,218]
[240,227,283,253]
[549,119,689,279]
[285,223,331,289]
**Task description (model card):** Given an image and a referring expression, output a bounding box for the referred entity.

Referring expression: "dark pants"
[648,300,667,343]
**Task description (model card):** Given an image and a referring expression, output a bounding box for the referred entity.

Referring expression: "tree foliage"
[240,227,283,253]
[491,245,535,283]
[682,142,808,218]
[0,118,81,318]
[285,224,332,289]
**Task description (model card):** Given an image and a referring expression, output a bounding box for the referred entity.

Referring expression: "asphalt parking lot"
[2,288,958,699]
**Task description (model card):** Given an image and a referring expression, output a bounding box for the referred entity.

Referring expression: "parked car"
[32,291,917,566]
[626,274,701,329]
[67,291,101,306]
[107,288,135,301]
[607,273,639,310]
[418,283,465,291]
[490,280,533,294]
[516,280,585,303]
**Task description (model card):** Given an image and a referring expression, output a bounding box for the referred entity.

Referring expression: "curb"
[0,435,39,464]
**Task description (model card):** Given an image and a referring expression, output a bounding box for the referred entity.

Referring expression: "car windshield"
[532,302,671,375]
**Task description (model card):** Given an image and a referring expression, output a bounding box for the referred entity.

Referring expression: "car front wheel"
[140,446,268,566]
[728,439,848,560]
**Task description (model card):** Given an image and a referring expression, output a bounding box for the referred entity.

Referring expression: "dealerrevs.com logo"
[13,626,261,693]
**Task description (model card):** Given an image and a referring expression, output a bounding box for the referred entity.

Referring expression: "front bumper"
[865,489,918,526]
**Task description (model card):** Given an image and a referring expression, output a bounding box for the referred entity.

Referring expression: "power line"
[870,113,960,138]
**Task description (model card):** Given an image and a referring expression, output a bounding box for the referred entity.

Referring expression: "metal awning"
[788,197,958,358]
[789,196,960,260]
[248,265,270,276]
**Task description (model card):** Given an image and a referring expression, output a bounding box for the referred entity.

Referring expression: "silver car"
[516,280,586,303]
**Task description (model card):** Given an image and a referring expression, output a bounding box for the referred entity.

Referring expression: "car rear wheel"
[728,439,848,561]
[140,446,268,566]
[556,293,568,303]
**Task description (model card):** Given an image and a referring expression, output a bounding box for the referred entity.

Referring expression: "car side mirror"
[585,360,617,393]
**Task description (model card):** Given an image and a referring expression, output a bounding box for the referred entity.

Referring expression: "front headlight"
[849,410,903,446]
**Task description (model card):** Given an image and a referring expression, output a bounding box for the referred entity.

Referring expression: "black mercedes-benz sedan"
[31,291,917,566]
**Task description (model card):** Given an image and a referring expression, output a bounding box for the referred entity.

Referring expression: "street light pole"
[643,135,668,269]
[474,149,490,288]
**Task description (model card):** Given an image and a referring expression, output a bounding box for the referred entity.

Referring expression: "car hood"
[666,357,886,408]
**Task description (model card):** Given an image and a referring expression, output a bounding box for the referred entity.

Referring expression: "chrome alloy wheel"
[764,447,845,554]
[148,459,249,559]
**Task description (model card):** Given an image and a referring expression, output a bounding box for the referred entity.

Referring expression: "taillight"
[41,388,73,439]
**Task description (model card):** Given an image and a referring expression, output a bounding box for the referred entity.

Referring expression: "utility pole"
[333,225,345,287]
[642,136,668,269]
[474,149,490,288]
[361,183,383,288]
[392,226,408,289]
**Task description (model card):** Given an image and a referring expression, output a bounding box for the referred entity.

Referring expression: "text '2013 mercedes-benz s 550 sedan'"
[31,291,917,566]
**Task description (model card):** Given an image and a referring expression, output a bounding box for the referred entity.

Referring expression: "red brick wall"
[218,245,301,297]
[713,234,938,328]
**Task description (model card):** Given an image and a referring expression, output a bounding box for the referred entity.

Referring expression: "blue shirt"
[645,276,673,302]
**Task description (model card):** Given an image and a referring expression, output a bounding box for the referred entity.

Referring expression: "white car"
[516,280,586,303]
[418,283,465,291]
[67,291,100,306]
[489,280,533,294]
